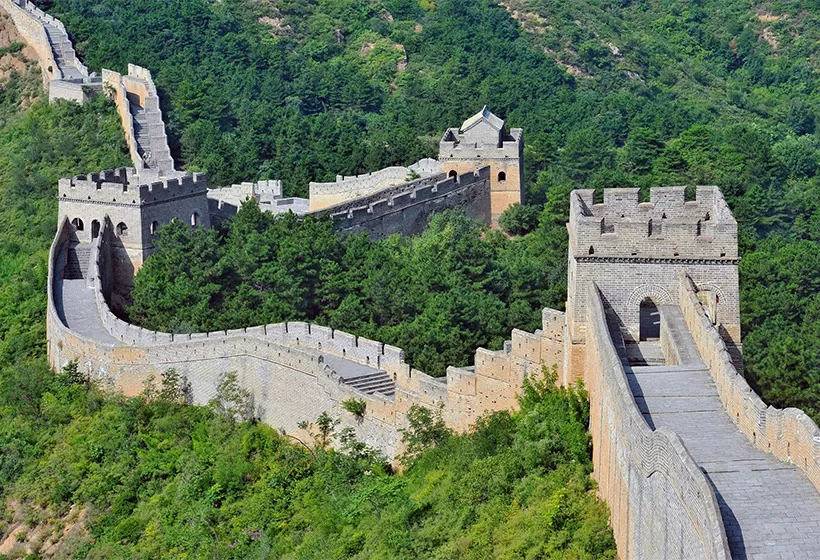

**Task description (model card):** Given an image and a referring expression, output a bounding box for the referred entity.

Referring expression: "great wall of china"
[3,1,820,557]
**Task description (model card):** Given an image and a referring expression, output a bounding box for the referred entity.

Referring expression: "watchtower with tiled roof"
[438,107,524,226]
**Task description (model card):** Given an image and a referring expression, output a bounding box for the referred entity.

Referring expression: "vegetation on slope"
[58,0,815,420]
[1,359,614,558]
[129,203,566,376]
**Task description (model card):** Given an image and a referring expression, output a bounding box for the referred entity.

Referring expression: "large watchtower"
[565,186,740,375]
[58,167,210,283]
[438,107,523,226]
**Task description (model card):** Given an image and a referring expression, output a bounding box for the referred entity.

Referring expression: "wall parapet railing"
[586,282,730,559]
[679,273,820,491]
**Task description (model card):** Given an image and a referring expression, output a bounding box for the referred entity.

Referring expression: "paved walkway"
[54,245,397,394]
[625,307,820,559]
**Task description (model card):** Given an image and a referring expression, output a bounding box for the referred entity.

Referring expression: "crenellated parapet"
[58,167,210,278]
[566,186,741,363]
[438,107,524,225]
[309,158,441,212]
[570,186,737,261]
[328,167,491,238]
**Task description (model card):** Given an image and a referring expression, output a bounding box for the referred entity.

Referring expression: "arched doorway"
[91,220,100,240]
[71,217,84,231]
[639,298,660,341]
[116,222,128,236]
[448,170,457,179]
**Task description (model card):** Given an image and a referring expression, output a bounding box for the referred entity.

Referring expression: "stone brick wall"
[566,187,741,358]
[310,165,432,211]
[58,168,210,273]
[0,0,58,88]
[585,283,730,559]
[47,215,572,457]
[678,273,820,491]
[327,167,491,238]
[438,118,523,226]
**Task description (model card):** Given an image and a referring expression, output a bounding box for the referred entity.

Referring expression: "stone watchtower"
[565,186,740,379]
[58,167,210,287]
[439,106,523,226]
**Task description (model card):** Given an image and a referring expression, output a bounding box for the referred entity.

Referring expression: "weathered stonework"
[325,167,492,238]
[57,168,210,283]
[438,106,524,226]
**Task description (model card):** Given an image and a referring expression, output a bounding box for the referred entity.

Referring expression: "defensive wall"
[208,180,309,221]
[679,273,820,491]
[102,64,176,178]
[48,216,568,458]
[102,69,143,174]
[325,167,491,239]
[58,167,210,281]
[565,186,741,381]
[438,106,524,225]
[308,158,440,211]
[584,282,730,559]
[0,0,100,102]
[0,0,59,88]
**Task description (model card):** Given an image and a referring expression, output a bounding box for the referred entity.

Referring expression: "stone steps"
[64,244,91,280]
[343,371,396,396]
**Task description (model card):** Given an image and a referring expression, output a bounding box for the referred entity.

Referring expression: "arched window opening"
[647,219,653,237]
[588,246,595,255]
[497,171,507,183]
[448,170,458,179]
[191,212,199,227]
[639,298,660,341]
[91,220,100,240]
[696,219,702,236]
[71,217,84,231]
[116,222,128,236]
[150,221,160,234]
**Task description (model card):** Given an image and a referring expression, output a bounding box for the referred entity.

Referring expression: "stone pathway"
[625,307,820,560]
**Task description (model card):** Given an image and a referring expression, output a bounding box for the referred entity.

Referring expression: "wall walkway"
[628,306,820,558]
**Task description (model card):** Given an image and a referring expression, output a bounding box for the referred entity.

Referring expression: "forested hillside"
[0,6,616,557]
[2,0,820,556]
[54,0,818,420]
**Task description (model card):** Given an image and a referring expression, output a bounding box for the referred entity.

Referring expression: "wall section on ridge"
[679,273,820,491]
[585,283,730,560]
[47,218,567,459]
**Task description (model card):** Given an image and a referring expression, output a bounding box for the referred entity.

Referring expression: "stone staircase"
[127,91,175,177]
[343,371,396,397]
[41,21,84,80]
[63,243,91,280]
[624,341,665,366]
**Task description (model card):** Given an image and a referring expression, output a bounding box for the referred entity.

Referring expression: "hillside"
[0,0,819,557]
[53,0,819,420]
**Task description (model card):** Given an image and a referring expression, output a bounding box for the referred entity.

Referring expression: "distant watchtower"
[439,107,523,226]
[58,167,210,285]
[565,186,741,378]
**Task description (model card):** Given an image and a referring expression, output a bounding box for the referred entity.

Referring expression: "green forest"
[1,0,820,557]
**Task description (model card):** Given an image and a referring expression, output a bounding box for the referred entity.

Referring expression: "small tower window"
[648,219,653,237]
[116,222,128,236]
[696,219,702,236]
[150,221,159,234]
[600,218,614,235]
[448,170,458,179]
[191,212,199,227]
[588,246,594,255]
[71,217,84,231]
[497,171,507,183]
[91,220,100,240]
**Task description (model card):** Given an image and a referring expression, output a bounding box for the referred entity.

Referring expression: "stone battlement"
[328,167,491,238]
[570,186,737,261]
[309,158,440,211]
[59,168,208,206]
[439,126,522,160]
